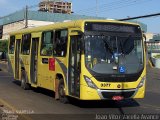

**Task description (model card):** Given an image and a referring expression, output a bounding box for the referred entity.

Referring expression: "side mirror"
[123,35,134,54]
[143,33,146,42]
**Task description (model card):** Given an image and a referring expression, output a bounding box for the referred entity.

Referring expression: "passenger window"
[9,36,15,54]
[21,34,31,55]
[54,30,68,57]
[41,31,53,56]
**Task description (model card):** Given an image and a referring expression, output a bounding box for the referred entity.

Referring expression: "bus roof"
[10,19,140,35]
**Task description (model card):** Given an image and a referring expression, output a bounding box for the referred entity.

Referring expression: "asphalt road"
[0,65,160,120]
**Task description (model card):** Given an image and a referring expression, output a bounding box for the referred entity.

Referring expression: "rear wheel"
[58,79,69,104]
[21,70,30,90]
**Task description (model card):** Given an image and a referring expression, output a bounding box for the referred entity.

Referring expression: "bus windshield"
[84,34,144,74]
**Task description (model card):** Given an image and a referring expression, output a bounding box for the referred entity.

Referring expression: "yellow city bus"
[8,20,146,103]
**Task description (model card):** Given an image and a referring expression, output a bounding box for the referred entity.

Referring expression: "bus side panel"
[8,54,14,75]
[37,56,55,91]
[37,56,68,92]
[8,36,15,77]
[134,49,146,99]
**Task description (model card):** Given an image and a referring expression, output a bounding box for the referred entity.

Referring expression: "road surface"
[0,65,159,120]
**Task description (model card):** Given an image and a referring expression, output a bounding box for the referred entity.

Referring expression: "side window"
[21,34,31,55]
[41,31,53,56]
[9,36,15,54]
[55,30,68,57]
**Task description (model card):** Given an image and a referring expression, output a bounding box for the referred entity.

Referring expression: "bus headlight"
[137,76,146,88]
[84,76,98,89]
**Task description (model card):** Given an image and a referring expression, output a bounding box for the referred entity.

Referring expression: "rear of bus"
[79,21,146,100]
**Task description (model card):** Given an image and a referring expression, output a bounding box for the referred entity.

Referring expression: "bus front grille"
[101,91,135,99]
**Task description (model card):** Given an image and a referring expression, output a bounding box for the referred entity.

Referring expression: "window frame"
[40,29,68,57]
[21,33,31,55]
[54,29,68,57]
[40,30,54,56]
[9,35,15,54]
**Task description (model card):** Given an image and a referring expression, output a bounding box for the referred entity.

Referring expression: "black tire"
[21,70,30,90]
[58,79,69,104]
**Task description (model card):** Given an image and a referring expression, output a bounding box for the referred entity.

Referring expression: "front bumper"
[97,89,137,100]
[80,85,145,100]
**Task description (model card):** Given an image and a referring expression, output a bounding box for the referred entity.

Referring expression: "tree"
[0,40,8,52]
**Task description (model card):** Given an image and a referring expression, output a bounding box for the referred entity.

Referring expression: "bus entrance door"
[15,39,20,80]
[69,36,81,97]
[30,38,39,84]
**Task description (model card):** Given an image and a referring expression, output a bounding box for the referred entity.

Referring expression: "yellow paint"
[8,20,146,100]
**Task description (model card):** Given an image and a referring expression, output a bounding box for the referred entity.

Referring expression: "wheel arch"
[55,73,67,94]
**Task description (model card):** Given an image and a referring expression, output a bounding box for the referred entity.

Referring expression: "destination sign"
[85,22,141,33]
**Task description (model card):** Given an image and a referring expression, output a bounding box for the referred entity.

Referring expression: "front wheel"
[58,79,69,104]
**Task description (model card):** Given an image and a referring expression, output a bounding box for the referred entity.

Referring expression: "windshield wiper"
[103,37,113,55]
[122,35,134,54]
[120,39,124,54]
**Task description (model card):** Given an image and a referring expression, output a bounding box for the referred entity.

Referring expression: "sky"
[0,0,160,33]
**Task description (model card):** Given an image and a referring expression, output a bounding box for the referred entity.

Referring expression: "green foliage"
[0,40,8,52]
[153,54,160,59]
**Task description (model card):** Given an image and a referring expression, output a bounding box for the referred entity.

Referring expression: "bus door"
[15,39,21,80]
[69,36,81,97]
[30,38,39,84]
